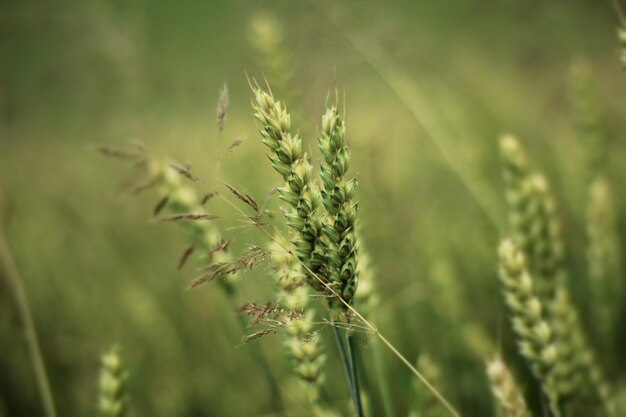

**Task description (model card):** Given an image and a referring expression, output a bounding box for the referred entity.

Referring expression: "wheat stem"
[346,331,364,417]
[0,233,57,417]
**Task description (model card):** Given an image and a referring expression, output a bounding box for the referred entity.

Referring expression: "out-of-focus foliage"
[1,1,626,417]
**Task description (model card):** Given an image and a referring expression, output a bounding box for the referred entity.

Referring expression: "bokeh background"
[2,1,626,416]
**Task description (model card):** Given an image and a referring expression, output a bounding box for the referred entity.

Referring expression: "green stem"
[331,319,353,390]
[346,330,365,417]
[371,335,396,417]
[0,234,57,417]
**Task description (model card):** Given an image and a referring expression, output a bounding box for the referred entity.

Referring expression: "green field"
[2,2,626,417]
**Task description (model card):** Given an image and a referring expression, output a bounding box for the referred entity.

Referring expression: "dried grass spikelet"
[318,104,359,306]
[252,86,326,290]
[146,158,235,290]
[98,345,128,417]
[497,240,561,417]
[269,242,331,417]
[409,354,447,417]
[486,356,531,417]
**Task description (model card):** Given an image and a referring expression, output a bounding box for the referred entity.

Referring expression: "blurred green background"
[2,1,625,416]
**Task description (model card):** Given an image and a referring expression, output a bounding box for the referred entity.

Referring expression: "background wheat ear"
[97,345,128,417]
[497,239,561,417]
[486,356,530,417]
[499,135,615,415]
[408,354,448,417]
[269,242,340,417]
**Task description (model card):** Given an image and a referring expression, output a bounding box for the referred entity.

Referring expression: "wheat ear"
[97,345,128,417]
[270,242,335,417]
[252,86,326,290]
[587,177,621,339]
[500,136,563,301]
[497,240,561,417]
[318,104,359,307]
[486,356,531,417]
[500,136,614,414]
[409,354,448,417]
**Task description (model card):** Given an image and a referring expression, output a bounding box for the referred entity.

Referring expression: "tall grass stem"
[0,233,58,417]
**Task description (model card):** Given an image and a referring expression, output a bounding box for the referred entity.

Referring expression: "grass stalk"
[0,233,57,417]
[346,330,364,417]
[371,335,395,417]
[331,319,353,395]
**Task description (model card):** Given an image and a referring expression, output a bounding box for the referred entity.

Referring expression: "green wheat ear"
[248,12,296,102]
[409,354,448,417]
[318,104,359,307]
[269,242,337,417]
[486,356,530,417]
[618,28,626,69]
[500,135,615,414]
[252,86,326,289]
[500,135,563,301]
[497,240,561,417]
[587,177,622,339]
[97,345,128,417]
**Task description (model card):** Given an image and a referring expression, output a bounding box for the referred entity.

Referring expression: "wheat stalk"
[0,233,57,417]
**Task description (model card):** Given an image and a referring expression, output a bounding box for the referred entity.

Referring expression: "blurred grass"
[1,1,626,416]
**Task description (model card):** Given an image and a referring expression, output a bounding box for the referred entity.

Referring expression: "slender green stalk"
[0,233,57,417]
[371,336,395,417]
[331,319,353,392]
[346,332,364,417]
[354,247,395,417]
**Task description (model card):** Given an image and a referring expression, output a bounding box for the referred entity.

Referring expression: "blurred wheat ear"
[97,345,128,417]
